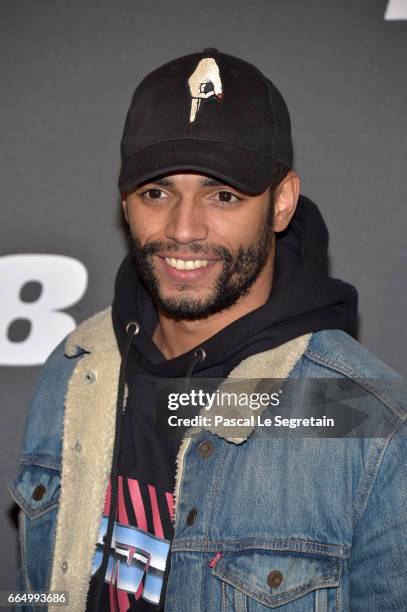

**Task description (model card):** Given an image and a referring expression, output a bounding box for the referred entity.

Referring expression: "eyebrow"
[148,177,230,188]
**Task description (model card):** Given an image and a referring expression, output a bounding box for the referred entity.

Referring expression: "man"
[10,49,407,611]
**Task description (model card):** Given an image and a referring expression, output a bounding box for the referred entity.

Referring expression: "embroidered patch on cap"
[188,57,223,123]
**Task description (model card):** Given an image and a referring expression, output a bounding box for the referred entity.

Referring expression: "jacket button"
[267,570,283,588]
[85,371,96,383]
[32,484,46,501]
[186,508,197,526]
[197,440,214,458]
[61,561,68,573]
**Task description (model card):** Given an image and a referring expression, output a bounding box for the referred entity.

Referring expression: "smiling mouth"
[155,254,219,281]
[162,256,216,270]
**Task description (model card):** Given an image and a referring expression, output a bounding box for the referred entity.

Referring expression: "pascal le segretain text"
[167,415,335,429]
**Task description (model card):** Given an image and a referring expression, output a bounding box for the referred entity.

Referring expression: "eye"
[140,188,168,201]
[213,191,241,204]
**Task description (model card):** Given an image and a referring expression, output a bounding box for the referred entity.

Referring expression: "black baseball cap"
[118,48,293,195]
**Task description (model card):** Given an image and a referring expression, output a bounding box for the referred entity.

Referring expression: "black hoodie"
[87,195,358,611]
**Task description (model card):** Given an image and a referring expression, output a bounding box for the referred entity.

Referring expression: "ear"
[121,193,129,223]
[273,171,300,232]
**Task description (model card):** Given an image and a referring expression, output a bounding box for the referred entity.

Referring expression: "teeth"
[165,257,211,270]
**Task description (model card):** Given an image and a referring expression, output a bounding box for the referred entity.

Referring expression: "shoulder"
[64,306,117,356]
[30,306,116,395]
[306,329,402,379]
[303,329,407,420]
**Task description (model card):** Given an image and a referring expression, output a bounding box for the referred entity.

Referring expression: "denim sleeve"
[349,420,407,610]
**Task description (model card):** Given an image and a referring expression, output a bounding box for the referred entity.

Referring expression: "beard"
[129,204,275,321]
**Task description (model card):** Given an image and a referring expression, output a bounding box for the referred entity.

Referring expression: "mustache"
[138,239,233,263]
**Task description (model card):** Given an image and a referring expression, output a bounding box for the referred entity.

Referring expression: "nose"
[165,197,209,244]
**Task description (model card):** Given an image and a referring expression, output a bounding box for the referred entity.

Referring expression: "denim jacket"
[9,308,407,611]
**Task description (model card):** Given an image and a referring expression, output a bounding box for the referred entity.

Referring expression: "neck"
[152,242,275,359]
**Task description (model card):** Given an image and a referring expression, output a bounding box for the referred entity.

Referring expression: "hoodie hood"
[112,195,358,377]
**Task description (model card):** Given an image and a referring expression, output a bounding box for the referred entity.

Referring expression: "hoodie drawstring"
[90,320,140,612]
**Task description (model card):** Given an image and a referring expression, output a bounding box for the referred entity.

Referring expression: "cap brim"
[118,139,276,195]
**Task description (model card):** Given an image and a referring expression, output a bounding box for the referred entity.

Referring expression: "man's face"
[123,173,275,320]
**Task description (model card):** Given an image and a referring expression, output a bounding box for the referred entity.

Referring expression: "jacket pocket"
[9,463,61,597]
[212,548,343,611]
[9,463,61,519]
